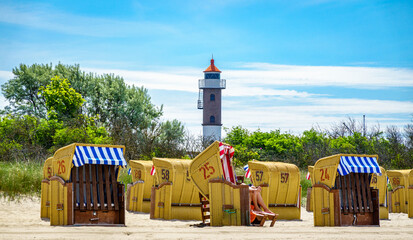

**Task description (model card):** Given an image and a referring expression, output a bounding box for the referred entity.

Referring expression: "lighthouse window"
[205,73,220,79]
[210,94,215,101]
[210,116,215,123]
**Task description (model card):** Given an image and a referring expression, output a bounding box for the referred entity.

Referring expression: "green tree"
[40,76,85,121]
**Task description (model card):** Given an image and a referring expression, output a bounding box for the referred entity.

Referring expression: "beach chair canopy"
[72,145,127,167]
[337,156,381,176]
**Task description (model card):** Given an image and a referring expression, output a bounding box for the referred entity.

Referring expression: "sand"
[1,198,413,240]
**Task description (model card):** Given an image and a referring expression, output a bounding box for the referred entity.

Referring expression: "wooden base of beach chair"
[199,193,210,226]
[268,213,278,227]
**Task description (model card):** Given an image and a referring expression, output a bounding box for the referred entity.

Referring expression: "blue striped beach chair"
[49,143,127,226]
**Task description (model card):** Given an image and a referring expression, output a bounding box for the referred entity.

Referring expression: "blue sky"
[0,0,412,136]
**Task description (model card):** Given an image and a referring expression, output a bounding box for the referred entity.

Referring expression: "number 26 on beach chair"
[313,154,381,226]
[190,141,275,226]
[49,143,127,226]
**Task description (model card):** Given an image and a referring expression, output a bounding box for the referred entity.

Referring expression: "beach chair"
[248,160,301,220]
[40,157,54,219]
[190,141,275,227]
[408,170,413,218]
[150,158,202,221]
[126,160,155,213]
[49,143,127,226]
[387,169,411,214]
[370,166,389,220]
[312,154,381,226]
[306,166,315,212]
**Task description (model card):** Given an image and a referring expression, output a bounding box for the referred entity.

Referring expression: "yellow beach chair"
[150,158,202,221]
[312,154,381,226]
[306,166,315,212]
[40,157,53,219]
[248,160,301,220]
[387,169,411,214]
[190,141,276,227]
[49,143,127,226]
[126,160,155,213]
[370,166,389,219]
[408,170,413,218]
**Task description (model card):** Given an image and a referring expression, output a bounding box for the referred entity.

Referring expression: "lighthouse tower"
[197,58,226,142]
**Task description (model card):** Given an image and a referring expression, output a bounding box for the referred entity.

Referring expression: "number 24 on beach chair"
[312,154,381,226]
[49,143,127,226]
[190,141,276,227]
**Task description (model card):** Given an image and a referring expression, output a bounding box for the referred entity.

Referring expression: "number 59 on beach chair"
[387,169,412,216]
[126,160,156,213]
[40,157,54,219]
[49,143,127,226]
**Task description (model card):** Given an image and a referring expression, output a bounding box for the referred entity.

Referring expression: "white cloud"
[84,63,413,99]
[229,63,413,89]
[0,71,13,83]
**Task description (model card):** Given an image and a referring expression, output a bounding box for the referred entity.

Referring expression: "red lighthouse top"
[204,58,221,73]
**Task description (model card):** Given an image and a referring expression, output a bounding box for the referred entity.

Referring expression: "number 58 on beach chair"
[49,143,127,226]
[150,158,202,221]
[313,154,381,226]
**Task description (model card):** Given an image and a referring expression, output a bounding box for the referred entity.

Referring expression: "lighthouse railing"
[198,79,226,89]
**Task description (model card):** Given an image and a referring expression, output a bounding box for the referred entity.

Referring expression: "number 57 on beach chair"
[190,141,276,226]
[49,143,127,226]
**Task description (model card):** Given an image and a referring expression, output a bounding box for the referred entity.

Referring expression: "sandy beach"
[1,197,413,240]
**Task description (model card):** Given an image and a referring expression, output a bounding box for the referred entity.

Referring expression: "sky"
[0,0,412,137]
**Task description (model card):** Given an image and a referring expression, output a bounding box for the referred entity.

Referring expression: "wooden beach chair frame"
[248,160,301,220]
[49,143,126,226]
[190,141,276,227]
[312,154,381,226]
[149,158,202,221]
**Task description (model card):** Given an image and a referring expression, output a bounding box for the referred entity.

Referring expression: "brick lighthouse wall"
[202,88,222,126]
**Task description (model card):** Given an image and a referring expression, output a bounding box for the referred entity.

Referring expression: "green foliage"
[40,76,85,121]
[224,124,413,169]
[0,161,43,200]
[0,63,186,162]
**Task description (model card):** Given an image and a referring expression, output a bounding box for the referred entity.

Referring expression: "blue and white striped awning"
[337,156,381,176]
[72,146,127,167]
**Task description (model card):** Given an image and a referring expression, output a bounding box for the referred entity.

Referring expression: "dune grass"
[0,161,43,200]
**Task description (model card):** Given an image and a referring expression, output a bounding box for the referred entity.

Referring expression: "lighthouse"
[197,58,226,142]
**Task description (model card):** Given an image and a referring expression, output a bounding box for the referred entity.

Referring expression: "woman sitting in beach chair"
[190,141,277,226]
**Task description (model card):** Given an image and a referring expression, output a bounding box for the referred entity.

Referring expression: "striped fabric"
[337,156,381,176]
[219,142,236,183]
[72,145,127,167]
